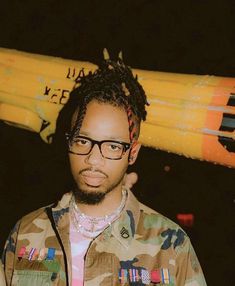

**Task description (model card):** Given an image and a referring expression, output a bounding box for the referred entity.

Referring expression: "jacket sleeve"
[0,260,6,286]
[1,221,20,286]
[175,236,207,286]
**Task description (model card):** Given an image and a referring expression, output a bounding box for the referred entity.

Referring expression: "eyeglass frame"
[65,133,132,160]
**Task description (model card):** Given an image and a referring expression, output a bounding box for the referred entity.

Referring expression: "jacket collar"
[51,189,140,249]
[109,189,140,248]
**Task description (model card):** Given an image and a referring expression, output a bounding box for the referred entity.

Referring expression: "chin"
[72,185,107,205]
[72,176,122,204]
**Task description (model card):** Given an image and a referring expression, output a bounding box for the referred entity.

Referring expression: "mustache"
[79,168,108,178]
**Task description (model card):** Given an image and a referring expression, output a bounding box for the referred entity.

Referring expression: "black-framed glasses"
[66,134,131,160]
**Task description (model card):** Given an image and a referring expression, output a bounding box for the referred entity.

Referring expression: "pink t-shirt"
[69,215,112,285]
[70,224,92,286]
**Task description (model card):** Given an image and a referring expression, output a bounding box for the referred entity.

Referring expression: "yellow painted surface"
[0,103,42,132]
[140,122,203,159]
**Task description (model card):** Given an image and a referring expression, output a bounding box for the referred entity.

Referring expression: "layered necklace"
[70,189,127,238]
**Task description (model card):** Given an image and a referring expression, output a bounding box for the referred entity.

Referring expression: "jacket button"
[120,227,129,238]
[51,272,57,281]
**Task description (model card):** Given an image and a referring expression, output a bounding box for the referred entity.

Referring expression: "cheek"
[107,157,129,178]
[69,155,82,174]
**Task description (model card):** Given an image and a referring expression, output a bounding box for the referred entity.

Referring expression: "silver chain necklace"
[70,189,127,238]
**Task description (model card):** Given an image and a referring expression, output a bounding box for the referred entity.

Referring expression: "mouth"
[81,171,107,187]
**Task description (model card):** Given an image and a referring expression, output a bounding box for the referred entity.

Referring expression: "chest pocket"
[11,270,58,286]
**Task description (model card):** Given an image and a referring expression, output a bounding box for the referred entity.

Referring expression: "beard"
[72,169,125,205]
[72,188,108,205]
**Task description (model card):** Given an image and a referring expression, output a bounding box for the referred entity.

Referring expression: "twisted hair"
[66,58,149,143]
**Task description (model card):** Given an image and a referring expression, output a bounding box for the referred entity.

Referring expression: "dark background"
[0,1,235,285]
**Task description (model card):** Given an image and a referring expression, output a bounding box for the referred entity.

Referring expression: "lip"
[81,171,106,187]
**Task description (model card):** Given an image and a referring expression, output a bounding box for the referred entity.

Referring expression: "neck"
[76,184,124,217]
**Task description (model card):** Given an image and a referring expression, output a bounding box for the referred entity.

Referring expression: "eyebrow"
[79,131,129,142]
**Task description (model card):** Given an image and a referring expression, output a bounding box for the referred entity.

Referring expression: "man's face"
[69,100,140,204]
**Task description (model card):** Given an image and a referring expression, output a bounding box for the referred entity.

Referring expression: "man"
[2,58,207,285]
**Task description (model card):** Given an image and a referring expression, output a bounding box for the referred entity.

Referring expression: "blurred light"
[164,165,171,172]
[177,213,194,227]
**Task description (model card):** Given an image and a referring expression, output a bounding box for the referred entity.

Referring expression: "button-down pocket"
[11,270,58,286]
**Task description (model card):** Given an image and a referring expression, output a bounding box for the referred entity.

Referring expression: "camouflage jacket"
[2,190,207,286]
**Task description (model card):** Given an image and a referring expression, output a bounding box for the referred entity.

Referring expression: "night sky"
[0,1,235,285]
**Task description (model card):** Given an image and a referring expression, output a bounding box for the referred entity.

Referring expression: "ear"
[128,142,141,165]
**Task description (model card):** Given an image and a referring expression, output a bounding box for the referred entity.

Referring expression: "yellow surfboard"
[0,48,234,167]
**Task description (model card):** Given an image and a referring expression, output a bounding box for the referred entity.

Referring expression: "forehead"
[77,100,130,141]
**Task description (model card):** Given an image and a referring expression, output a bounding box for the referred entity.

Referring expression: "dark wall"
[0,1,235,285]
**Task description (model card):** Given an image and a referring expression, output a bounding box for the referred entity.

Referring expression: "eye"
[75,138,90,146]
[108,143,122,151]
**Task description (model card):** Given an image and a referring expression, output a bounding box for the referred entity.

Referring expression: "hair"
[64,58,149,145]
[51,57,149,192]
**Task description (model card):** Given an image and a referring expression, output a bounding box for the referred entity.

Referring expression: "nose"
[85,143,104,166]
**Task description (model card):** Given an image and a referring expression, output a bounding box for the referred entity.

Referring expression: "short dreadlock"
[65,58,149,144]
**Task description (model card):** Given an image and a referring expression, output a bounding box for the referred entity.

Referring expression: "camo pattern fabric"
[2,190,207,286]
[0,260,6,286]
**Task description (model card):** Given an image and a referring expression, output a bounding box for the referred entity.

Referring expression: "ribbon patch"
[119,267,171,285]
[18,246,56,262]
